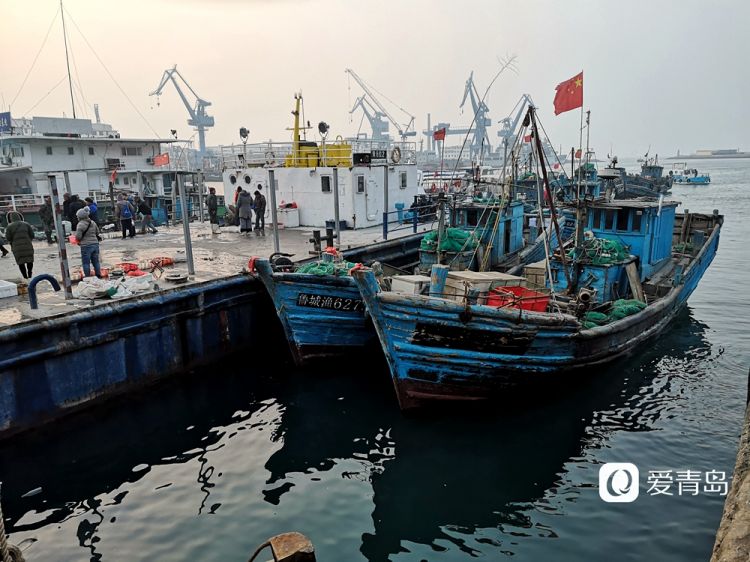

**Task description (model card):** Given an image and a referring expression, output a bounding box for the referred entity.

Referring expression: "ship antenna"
[60,0,76,118]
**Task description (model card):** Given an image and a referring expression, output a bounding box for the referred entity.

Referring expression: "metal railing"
[382,203,437,240]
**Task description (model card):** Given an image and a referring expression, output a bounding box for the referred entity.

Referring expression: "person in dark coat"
[207,188,219,234]
[68,195,85,230]
[62,193,72,223]
[135,196,158,234]
[253,189,266,235]
[237,189,253,235]
[39,195,55,244]
[4,214,35,278]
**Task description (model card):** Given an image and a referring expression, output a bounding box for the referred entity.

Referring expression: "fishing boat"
[668,162,711,185]
[255,194,531,366]
[351,108,723,409]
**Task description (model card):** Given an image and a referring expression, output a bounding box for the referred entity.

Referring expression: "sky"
[1,0,748,157]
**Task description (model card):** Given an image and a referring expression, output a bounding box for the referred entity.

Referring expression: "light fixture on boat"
[318,121,329,139]
[239,127,249,142]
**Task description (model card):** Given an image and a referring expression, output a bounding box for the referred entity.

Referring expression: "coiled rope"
[0,484,24,562]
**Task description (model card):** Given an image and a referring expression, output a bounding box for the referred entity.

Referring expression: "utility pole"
[176,173,195,276]
[48,175,73,300]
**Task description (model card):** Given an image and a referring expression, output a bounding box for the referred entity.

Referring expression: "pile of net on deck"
[581,299,647,329]
[420,228,479,253]
[568,237,630,265]
[296,260,359,277]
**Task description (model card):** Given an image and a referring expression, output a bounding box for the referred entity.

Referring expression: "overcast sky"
[2,0,748,157]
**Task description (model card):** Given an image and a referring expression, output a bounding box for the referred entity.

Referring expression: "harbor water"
[1,159,748,561]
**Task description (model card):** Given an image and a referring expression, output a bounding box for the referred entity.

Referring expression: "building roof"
[592,197,680,209]
[0,135,182,144]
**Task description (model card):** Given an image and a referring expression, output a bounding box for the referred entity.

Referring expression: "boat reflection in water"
[0,309,713,560]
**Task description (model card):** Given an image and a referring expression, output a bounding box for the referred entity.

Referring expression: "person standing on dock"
[4,214,35,279]
[115,194,137,239]
[135,196,158,234]
[253,188,266,235]
[68,195,85,231]
[237,189,254,235]
[39,195,55,244]
[207,187,219,234]
[62,192,72,223]
[75,207,102,278]
[85,197,99,224]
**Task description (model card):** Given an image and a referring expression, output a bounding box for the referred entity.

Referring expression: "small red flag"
[575,148,582,159]
[433,127,446,141]
[153,152,170,166]
[523,133,533,143]
[109,169,118,183]
[553,72,583,115]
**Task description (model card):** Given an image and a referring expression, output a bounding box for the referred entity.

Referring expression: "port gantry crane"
[150,65,214,156]
[459,71,493,160]
[497,94,535,163]
[345,68,416,142]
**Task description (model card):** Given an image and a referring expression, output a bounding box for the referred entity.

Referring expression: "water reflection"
[0,306,715,561]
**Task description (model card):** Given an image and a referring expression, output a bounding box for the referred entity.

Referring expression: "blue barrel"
[151,207,167,226]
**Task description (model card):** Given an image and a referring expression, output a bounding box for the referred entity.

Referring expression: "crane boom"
[150,65,214,155]
[345,68,415,140]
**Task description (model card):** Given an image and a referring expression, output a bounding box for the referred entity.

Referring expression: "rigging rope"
[9,6,60,110]
[62,6,161,138]
[22,75,68,116]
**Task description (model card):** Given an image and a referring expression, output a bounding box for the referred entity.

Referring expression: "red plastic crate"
[486,285,550,312]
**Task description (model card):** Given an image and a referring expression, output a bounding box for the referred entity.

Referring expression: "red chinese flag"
[433,127,446,141]
[553,72,583,115]
[153,153,170,166]
[109,169,118,183]
[575,148,582,159]
[523,133,533,143]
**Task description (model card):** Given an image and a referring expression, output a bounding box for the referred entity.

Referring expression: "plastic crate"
[0,280,18,299]
[486,285,550,312]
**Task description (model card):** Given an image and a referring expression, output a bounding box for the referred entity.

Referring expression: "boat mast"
[60,0,76,119]
[529,107,572,287]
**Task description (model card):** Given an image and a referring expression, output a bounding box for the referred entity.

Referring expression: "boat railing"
[0,193,45,214]
[219,139,417,169]
[382,202,436,240]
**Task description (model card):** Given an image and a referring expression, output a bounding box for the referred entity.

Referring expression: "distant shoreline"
[666,154,750,160]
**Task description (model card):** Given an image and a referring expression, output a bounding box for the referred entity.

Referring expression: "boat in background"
[668,162,711,185]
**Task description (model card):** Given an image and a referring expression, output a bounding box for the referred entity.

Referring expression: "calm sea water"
[1,159,748,561]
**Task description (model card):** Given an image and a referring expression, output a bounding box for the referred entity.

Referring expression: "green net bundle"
[420,228,479,253]
[569,237,630,265]
[581,299,647,329]
[673,242,694,254]
[296,261,358,277]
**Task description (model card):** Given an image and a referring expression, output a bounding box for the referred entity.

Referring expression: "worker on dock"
[135,196,158,234]
[207,187,219,234]
[68,195,85,230]
[85,197,99,224]
[237,189,254,235]
[4,214,35,279]
[75,207,102,278]
[62,192,72,223]
[253,187,266,235]
[115,194,137,239]
[39,195,55,244]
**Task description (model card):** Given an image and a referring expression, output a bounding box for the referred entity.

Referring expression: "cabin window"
[115,178,120,185]
[123,177,129,185]
[604,210,615,230]
[67,147,75,155]
[616,208,630,231]
[399,171,407,189]
[121,147,142,156]
[88,147,95,155]
[356,175,365,194]
[321,176,332,193]
[46,146,53,155]
[632,210,643,232]
[590,209,603,229]
[10,147,23,157]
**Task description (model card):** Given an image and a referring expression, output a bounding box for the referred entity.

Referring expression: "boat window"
[591,209,603,229]
[604,210,615,230]
[399,171,407,189]
[88,147,95,155]
[356,175,365,193]
[46,146,53,155]
[632,211,643,232]
[10,147,24,157]
[465,209,479,226]
[616,208,630,231]
[321,176,332,193]
[123,177,129,185]
[68,147,75,155]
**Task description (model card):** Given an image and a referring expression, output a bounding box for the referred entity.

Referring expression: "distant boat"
[668,162,711,185]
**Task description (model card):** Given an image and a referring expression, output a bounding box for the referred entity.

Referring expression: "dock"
[0,221,429,438]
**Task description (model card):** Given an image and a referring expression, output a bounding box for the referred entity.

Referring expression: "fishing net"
[569,237,630,265]
[581,299,647,329]
[420,228,479,253]
[296,261,358,277]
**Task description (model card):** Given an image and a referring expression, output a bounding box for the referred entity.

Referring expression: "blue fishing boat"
[256,196,532,365]
[353,199,723,409]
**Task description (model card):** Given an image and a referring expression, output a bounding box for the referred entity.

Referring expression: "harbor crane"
[459,71,492,158]
[350,96,389,141]
[345,68,416,141]
[497,94,534,162]
[150,65,214,155]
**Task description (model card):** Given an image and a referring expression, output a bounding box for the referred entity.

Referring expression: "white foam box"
[445,271,526,303]
[277,208,299,228]
[391,274,431,295]
[0,280,19,299]
[523,259,547,289]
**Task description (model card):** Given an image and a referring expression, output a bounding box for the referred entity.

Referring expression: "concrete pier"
[712,398,750,561]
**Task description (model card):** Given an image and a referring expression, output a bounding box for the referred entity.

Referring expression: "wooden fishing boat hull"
[255,260,371,366]
[353,217,722,409]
